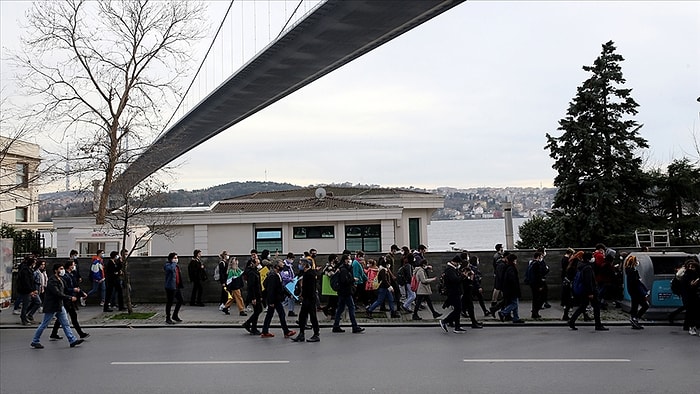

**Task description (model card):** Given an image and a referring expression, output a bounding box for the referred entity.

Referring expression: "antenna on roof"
[315,187,327,201]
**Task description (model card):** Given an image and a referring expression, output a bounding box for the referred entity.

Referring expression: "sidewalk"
[2,300,662,329]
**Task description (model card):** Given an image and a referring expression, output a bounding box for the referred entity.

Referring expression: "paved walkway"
[2,300,664,329]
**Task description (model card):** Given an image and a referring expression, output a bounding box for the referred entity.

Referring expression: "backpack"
[213,261,223,281]
[410,272,419,293]
[523,260,535,285]
[437,272,447,296]
[572,270,584,296]
[670,277,682,296]
[330,270,341,292]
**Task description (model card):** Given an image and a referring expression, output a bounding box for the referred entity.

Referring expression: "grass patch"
[110,312,156,320]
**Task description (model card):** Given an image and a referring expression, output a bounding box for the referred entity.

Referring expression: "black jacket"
[264,271,285,305]
[244,266,262,304]
[502,263,521,303]
[300,268,317,301]
[577,262,597,297]
[105,258,120,282]
[17,264,35,294]
[43,274,72,313]
[443,264,463,297]
[336,263,355,297]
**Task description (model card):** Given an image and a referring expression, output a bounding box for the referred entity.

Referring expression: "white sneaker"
[12,309,20,315]
[80,297,86,307]
[689,327,698,336]
[218,304,224,311]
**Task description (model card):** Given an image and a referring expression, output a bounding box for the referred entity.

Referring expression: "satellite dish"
[315,187,327,200]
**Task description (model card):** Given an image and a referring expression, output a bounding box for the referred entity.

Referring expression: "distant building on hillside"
[53,186,444,257]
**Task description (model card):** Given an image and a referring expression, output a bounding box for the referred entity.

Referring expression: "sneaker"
[471,323,484,329]
[568,321,578,331]
[432,312,442,319]
[80,297,86,307]
[284,330,297,338]
[306,335,320,342]
[242,322,251,333]
[291,335,305,342]
[543,303,552,309]
[351,327,365,334]
[260,332,275,338]
[49,334,63,340]
[631,325,644,330]
[80,333,91,339]
[99,301,104,306]
[250,330,262,336]
[412,315,423,321]
[239,311,247,316]
[219,304,225,311]
[497,311,506,322]
[12,309,20,315]
[69,339,84,348]
[453,327,467,333]
[689,327,698,336]
[332,327,345,333]
[172,316,182,322]
[439,319,448,333]
[222,308,230,315]
[30,342,44,349]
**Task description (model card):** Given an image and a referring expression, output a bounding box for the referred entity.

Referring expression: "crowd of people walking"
[12,242,700,349]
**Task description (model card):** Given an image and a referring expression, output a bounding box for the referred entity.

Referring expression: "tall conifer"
[545,41,648,246]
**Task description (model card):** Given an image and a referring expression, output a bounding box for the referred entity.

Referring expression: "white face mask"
[256,264,262,270]
[58,269,66,276]
[589,258,596,263]
[173,258,179,263]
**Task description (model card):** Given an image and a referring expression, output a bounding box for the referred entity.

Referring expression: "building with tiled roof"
[53,186,444,256]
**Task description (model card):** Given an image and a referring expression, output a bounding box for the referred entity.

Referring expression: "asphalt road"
[1,326,696,394]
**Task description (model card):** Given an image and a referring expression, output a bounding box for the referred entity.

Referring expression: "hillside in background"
[39,181,556,222]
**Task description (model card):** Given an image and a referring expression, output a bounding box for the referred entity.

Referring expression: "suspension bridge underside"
[113,0,465,192]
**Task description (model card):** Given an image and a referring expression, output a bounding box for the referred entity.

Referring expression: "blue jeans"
[32,306,77,344]
[87,280,106,302]
[501,298,520,321]
[402,284,416,309]
[20,293,41,322]
[368,287,395,313]
[333,294,360,329]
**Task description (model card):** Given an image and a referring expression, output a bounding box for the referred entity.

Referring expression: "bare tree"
[104,176,180,313]
[8,0,206,223]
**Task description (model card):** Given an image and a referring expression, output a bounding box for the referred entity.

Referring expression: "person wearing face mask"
[260,262,296,339]
[568,252,608,331]
[242,256,264,335]
[164,253,184,325]
[86,249,106,306]
[50,260,89,340]
[439,255,466,333]
[30,263,84,349]
[623,255,649,330]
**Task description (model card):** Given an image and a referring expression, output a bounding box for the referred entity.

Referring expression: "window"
[293,226,335,239]
[15,207,28,222]
[78,242,119,256]
[345,225,381,252]
[255,228,282,253]
[16,163,28,188]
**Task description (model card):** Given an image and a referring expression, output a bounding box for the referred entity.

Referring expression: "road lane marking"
[111,361,290,365]
[463,359,630,363]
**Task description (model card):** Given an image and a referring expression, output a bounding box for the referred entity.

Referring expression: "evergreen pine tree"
[545,41,648,246]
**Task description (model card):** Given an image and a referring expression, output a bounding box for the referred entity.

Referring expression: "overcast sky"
[2,1,699,192]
